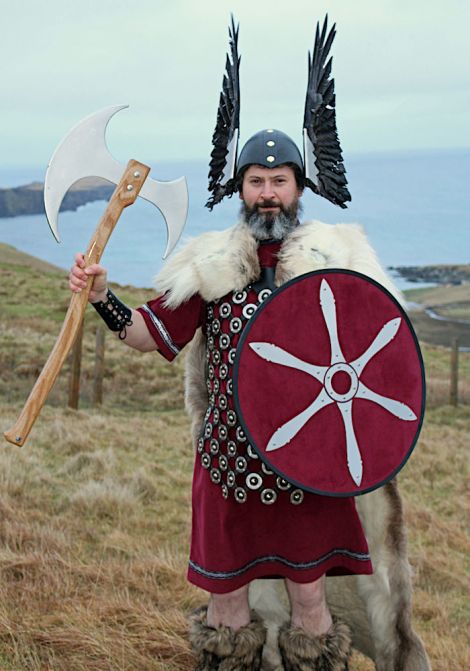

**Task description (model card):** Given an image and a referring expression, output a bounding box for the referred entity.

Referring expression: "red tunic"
[138,241,373,594]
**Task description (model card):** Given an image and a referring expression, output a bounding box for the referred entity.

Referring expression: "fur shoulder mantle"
[155,220,402,307]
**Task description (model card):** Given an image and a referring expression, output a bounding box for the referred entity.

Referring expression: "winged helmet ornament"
[206,15,240,210]
[206,14,350,209]
[303,15,351,207]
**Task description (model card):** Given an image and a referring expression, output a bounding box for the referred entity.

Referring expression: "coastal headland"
[0,178,113,218]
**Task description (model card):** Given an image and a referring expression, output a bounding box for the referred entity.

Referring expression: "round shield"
[233,270,425,497]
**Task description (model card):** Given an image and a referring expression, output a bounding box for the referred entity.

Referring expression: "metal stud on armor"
[258,288,272,302]
[218,394,228,411]
[210,468,222,484]
[235,487,247,503]
[290,489,304,505]
[233,290,247,304]
[230,317,242,333]
[235,456,247,473]
[227,441,237,457]
[227,410,237,426]
[246,473,262,490]
[261,488,277,505]
[247,444,259,459]
[220,364,229,380]
[220,334,230,350]
[276,476,291,491]
[219,454,229,471]
[242,303,257,319]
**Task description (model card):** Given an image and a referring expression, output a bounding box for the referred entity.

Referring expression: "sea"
[0,148,469,290]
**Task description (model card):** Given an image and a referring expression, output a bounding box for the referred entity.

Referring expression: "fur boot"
[188,606,267,670]
[278,619,352,671]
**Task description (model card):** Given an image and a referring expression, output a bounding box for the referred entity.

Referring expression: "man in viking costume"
[70,16,430,671]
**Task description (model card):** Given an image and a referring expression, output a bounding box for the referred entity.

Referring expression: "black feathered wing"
[303,15,351,208]
[206,16,240,210]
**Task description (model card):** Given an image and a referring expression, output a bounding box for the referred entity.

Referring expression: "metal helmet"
[237,129,303,175]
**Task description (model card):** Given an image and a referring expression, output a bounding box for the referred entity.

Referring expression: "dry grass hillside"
[0,243,468,670]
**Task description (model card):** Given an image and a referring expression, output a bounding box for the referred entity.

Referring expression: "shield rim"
[233,268,426,498]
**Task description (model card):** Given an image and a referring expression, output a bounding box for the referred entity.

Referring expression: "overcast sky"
[2,0,469,169]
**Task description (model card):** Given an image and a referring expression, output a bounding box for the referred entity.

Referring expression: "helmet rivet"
[266,155,275,163]
[266,140,275,147]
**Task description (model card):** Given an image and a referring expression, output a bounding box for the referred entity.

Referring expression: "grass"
[0,243,469,670]
[405,283,470,349]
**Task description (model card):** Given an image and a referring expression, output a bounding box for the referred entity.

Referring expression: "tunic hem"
[187,552,373,594]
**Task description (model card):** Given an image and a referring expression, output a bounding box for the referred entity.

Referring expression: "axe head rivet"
[126,184,134,192]
[133,170,141,178]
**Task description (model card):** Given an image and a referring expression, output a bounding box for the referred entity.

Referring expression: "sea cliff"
[0,179,113,218]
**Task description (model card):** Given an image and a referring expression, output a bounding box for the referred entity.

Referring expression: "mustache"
[257,199,281,209]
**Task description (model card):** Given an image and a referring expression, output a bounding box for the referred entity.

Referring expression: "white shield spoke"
[320,279,345,364]
[351,317,402,375]
[356,382,417,421]
[249,342,327,382]
[336,401,363,486]
[266,388,333,452]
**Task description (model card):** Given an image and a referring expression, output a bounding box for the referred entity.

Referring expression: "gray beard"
[241,200,302,241]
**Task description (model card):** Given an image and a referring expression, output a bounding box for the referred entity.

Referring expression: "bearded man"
[69,16,430,671]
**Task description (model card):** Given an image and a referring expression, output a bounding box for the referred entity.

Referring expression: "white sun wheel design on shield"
[250,279,417,487]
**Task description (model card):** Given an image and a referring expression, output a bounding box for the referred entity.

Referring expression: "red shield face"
[233,270,425,497]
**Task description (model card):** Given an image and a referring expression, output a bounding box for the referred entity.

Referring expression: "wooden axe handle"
[4,159,150,447]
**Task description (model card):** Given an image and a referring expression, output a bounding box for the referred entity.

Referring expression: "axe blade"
[44,104,188,258]
[138,176,188,259]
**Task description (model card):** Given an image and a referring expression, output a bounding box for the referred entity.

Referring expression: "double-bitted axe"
[4,105,188,446]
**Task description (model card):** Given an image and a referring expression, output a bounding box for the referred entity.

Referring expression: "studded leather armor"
[198,272,305,506]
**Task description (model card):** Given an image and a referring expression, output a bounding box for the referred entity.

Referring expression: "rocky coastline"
[2,184,469,289]
[389,264,470,285]
[0,179,113,218]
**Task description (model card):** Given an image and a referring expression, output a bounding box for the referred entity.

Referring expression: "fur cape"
[155,219,403,309]
[155,220,430,671]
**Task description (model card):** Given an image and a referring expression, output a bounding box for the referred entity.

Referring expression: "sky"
[1,0,469,169]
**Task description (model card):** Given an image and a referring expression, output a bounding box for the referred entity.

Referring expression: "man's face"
[240,164,303,240]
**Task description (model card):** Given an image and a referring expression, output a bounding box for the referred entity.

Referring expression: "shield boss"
[233,270,425,497]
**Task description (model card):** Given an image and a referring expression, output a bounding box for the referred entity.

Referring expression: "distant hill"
[0,178,113,218]
[0,242,63,273]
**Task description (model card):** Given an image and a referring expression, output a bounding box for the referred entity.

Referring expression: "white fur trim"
[154,220,404,308]
[154,221,259,307]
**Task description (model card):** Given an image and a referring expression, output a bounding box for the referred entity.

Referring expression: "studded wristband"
[91,289,133,340]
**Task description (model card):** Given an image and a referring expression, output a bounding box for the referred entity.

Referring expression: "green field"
[0,244,469,670]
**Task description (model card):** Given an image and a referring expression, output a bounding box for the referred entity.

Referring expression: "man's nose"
[260,183,275,199]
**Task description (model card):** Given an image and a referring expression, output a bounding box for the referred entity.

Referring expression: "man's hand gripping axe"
[4,105,188,447]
